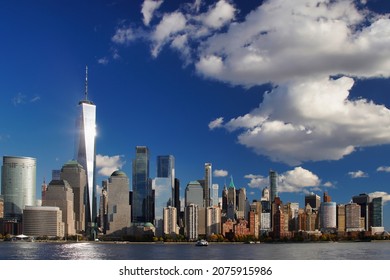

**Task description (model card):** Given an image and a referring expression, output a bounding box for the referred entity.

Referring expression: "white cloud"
[112,26,136,45]
[245,174,268,189]
[368,191,390,204]
[201,0,236,29]
[213,169,228,177]
[96,154,125,177]
[151,12,187,57]
[208,117,224,130]
[116,0,390,165]
[348,170,369,178]
[12,92,26,106]
[98,57,109,65]
[30,96,40,102]
[377,166,390,173]
[278,167,321,193]
[323,181,335,188]
[141,0,164,26]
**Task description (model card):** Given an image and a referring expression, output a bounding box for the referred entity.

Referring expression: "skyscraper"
[132,146,153,223]
[227,176,236,220]
[204,163,212,208]
[156,155,175,207]
[269,170,278,203]
[105,170,131,236]
[1,156,36,222]
[74,66,97,238]
[60,160,86,233]
[43,179,76,236]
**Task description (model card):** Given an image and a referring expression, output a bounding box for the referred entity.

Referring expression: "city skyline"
[1,0,390,231]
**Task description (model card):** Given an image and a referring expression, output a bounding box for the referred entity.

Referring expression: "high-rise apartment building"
[211,184,219,207]
[336,204,346,232]
[185,204,198,241]
[60,160,86,233]
[1,156,36,222]
[42,179,76,236]
[163,206,178,236]
[74,66,97,238]
[105,170,131,236]
[206,206,221,236]
[204,163,212,208]
[237,188,247,219]
[132,146,153,223]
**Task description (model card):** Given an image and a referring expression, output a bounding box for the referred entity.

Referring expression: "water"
[1,241,390,260]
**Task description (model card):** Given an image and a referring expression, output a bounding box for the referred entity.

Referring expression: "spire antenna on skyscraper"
[85,65,88,101]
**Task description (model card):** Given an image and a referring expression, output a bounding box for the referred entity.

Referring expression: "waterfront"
[1,241,390,260]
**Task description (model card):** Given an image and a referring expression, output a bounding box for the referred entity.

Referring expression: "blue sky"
[1,0,390,230]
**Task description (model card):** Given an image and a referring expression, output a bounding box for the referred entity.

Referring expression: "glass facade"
[371,197,383,227]
[153,177,172,236]
[75,100,97,237]
[157,155,175,207]
[204,163,212,207]
[1,156,36,221]
[269,170,278,203]
[132,146,153,223]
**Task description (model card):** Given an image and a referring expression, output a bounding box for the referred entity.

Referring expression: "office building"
[352,193,370,230]
[23,206,64,238]
[185,180,204,207]
[185,204,198,241]
[237,188,247,219]
[227,176,236,220]
[370,197,383,227]
[157,155,175,206]
[204,163,212,208]
[262,187,270,201]
[305,193,321,210]
[345,203,363,232]
[74,66,97,238]
[269,170,278,203]
[1,156,36,222]
[132,146,153,223]
[105,171,131,236]
[60,160,86,233]
[153,177,172,236]
[320,202,336,232]
[336,204,346,232]
[42,179,76,236]
[163,206,178,236]
[0,196,4,219]
[174,178,180,222]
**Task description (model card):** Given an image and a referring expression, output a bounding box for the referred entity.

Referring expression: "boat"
[195,239,209,246]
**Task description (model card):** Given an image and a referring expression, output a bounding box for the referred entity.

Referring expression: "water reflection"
[1,241,390,260]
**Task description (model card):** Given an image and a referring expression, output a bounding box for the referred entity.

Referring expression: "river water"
[1,241,390,260]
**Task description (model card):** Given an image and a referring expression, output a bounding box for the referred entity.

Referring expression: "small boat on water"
[195,239,208,246]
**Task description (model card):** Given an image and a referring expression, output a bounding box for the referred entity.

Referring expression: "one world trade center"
[75,66,97,239]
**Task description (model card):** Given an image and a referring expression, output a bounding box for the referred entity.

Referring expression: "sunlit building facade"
[74,67,97,238]
[1,156,36,222]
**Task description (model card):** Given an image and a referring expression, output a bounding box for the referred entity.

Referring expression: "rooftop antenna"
[84,65,88,101]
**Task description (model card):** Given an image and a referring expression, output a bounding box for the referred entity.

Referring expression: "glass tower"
[157,155,175,206]
[204,163,212,207]
[1,156,36,221]
[132,146,153,223]
[74,66,97,238]
[269,170,278,203]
